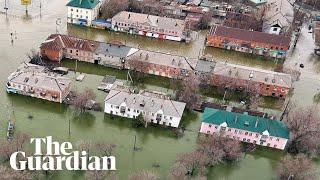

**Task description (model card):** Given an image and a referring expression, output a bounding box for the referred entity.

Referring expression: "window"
[71,8,73,11]
[274,145,277,148]
[215,126,218,129]
[267,143,270,147]
[245,132,248,135]
[228,129,231,132]
[249,133,252,136]
[276,138,280,141]
[243,138,246,141]
[209,125,212,128]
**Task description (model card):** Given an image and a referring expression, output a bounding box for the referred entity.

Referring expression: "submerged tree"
[285,106,320,156]
[277,154,316,180]
[95,142,117,157]
[73,89,96,114]
[175,151,209,177]
[129,170,159,180]
[27,49,43,65]
[197,135,242,165]
[176,73,201,111]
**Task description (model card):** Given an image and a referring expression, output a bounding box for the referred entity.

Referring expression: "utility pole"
[133,135,137,151]
[4,0,8,18]
[40,0,42,18]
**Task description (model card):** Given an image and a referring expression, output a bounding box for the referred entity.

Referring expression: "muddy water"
[0,0,319,179]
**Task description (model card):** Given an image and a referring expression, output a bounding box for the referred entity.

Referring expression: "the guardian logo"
[10,136,116,171]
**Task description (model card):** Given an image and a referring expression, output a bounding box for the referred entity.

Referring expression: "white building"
[66,0,102,26]
[104,90,186,128]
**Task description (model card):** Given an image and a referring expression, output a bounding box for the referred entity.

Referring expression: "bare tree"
[199,12,213,30]
[197,135,242,165]
[129,170,159,180]
[277,154,317,180]
[85,170,118,180]
[95,142,117,156]
[176,73,201,110]
[285,106,320,156]
[73,89,96,114]
[27,49,43,65]
[175,151,209,176]
[100,0,129,19]
[0,165,33,180]
[313,92,320,106]
[0,132,30,162]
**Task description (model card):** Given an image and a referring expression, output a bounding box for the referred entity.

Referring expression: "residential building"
[206,25,291,59]
[93,42,139,69]
[200,108,290,150]
[6,63,72,103]
[125,49,198,79]
[224,12,263,31]
[40,34,99,63]
[66,0,102,26]
[104,90,186,128]
[111,11,187,42]
[262,0,294,35]
[195,60,292,98]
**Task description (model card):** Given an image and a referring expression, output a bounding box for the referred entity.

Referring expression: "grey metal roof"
[95,43,138,58]
[105,90,186,118]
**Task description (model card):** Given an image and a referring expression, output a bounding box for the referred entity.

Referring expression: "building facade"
[195,60,292,98]
[66,0,101,26]
[40,34,99,63]
[104,90,186,128]
[6,63,72,103]
[206,26,291,59]
[125,49,198,79]
[199,108,290,150]
[111,11,187,42]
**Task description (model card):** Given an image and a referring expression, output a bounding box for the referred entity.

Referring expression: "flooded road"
[0,0,319,179]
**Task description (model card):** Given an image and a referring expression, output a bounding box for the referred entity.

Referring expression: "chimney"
[172,58,175,65]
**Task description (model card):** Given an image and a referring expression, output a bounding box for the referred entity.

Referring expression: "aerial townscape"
[0,0,320,179]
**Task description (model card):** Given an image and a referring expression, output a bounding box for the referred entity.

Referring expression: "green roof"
[66,0,100,9]
[202,108,290,139]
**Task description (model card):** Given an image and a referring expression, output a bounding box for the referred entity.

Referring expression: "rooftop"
[126,49,198,71]
[8,63,72,93]
[112,11,186,33]
[196,60,292,88]
[66,0,100,9]
[209,25,291,47]
[202,107,290,139]
[105,90,186,118]
[95,42,139,58]
[41,34,99,53]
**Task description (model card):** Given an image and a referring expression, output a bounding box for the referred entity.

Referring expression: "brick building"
[196,60,292,98]
[125,49,198,79]
[6,63,72,103]
[206,25,291,59]
[40,34,99,63]
[111,11,187,42]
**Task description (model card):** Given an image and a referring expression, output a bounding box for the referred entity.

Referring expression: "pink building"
[199,108,290,150]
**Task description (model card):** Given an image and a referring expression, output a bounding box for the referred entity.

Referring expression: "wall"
[200,122,288,150]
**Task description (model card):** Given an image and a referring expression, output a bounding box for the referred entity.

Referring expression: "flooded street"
[0,0,319,179]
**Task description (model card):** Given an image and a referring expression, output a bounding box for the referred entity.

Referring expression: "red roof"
[209,26,291,47]
[41,34,99,52]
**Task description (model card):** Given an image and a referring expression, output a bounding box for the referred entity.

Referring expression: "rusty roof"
[209,26,291,47]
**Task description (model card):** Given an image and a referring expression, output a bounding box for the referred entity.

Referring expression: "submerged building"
[111,11,187,42]
[104,90,186,128]
[206,25,291,59]
[200,107,290,150]
[6,63,72,103]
